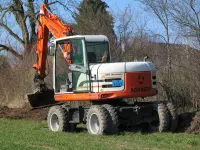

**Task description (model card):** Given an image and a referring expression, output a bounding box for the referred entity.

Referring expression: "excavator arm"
[28,4,74,108]
[33,4,74,82]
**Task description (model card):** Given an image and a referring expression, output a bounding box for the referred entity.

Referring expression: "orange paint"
[54,72,157,102]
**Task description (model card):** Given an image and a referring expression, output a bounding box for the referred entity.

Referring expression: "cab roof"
[52,35,109,43]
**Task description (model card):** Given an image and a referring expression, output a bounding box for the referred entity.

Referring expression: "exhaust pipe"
[144,56,149,62]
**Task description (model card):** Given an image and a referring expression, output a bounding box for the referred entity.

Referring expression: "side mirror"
[48,45,55,56]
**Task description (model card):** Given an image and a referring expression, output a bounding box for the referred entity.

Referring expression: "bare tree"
[136,0,178,104]
[0,0,76,60]
[115,6,151,62]
[137,0,172,78]
[169,0,200,47]
[0,0,37,59]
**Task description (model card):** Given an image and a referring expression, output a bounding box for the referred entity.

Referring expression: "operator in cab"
[101,48,108,63]
[87,44,109,63]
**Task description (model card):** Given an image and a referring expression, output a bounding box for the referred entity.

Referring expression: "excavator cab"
[55,37,89,93]
[54,35,110,93]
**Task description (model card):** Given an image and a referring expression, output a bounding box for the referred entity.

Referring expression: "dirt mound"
[0,106,48,121]
[177,112,194,132]
[186,112,200,134]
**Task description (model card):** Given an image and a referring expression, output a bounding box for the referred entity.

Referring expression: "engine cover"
[88,62,156,93]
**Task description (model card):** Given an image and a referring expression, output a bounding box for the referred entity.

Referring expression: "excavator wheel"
[86,105,111,135]
[47,105,70,132]
[62,104,77,132]
[149,103,170,132]
[158,103,170,132]
[102,104,119,134]
[167,102,178,132]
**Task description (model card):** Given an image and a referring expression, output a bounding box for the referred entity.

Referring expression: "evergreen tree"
[73,0,116,42]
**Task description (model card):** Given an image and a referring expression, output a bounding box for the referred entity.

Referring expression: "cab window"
[86,42,110,63]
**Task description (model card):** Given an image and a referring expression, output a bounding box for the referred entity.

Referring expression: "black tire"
[102,104,119,134]
[149,103,170,132]
[47,105,69,132]
[86,105,110,135]
[158,103,170,132]
[167,102,178,132]
[62,104,77,132]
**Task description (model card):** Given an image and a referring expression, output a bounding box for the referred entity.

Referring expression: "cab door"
[69,38,90,92]
[54,38,90,93]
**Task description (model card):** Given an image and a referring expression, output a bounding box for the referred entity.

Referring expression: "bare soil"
[186,112,200,134]
[177,112,194,132]
[0,106,48,121]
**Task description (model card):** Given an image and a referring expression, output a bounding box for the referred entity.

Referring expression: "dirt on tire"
[0,106,48,121]
[157,103,170,132]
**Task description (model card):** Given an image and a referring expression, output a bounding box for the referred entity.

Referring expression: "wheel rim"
[89,113,100,134]
[50,113,60,132]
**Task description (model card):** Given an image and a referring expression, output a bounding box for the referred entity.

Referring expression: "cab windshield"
[86,42,110,63]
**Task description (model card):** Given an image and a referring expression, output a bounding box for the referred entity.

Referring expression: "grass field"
[0,118,200,150]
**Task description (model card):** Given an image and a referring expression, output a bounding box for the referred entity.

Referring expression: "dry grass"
[0,53,52,108]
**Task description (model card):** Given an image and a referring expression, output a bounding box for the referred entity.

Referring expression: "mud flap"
[27,89,57,108]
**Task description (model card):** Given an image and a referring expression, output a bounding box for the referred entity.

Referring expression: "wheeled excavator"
[28,3,177,135]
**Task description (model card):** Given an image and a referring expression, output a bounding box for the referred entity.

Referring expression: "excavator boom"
[34,4,74,80]
[28,4,74,108]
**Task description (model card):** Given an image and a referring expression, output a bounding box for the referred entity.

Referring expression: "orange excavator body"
[28,4,157,108]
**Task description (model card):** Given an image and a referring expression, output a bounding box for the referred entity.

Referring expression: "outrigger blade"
[27,89,57,108]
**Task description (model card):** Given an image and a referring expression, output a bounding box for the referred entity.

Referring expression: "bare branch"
[47,1,73,14]
[11,0,29,45]
[27,0,37,44]
[0,23,24,45]
[189,0,200,43]
[0,44,23,60]
[169,0,200,46]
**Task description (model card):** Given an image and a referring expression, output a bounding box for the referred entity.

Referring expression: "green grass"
[0,119,200,150]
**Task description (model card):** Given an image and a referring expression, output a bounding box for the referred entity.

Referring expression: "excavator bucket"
[27,89,57,108]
